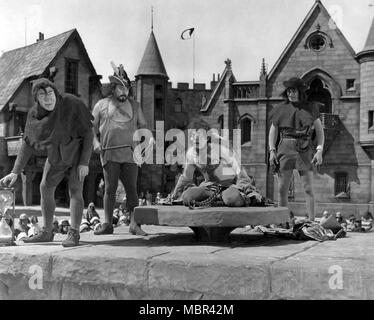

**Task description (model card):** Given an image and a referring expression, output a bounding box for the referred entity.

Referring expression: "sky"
[0,0,373,87]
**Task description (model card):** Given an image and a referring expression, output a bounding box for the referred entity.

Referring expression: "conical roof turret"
[136,31,168,78]
[357,16,374,62]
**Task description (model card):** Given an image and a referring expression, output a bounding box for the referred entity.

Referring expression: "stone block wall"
[359,62,374,142]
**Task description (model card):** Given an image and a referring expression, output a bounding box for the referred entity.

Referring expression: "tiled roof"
[0,29,75,111]
[136,31,168,78]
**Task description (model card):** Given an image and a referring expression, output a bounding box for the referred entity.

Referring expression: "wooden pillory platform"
[134,205,290,242]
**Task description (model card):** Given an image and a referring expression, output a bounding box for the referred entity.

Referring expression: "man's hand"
[312,150,323,166]
[78,165,89,182]
[269,150,279,167]
[0,173,18,187]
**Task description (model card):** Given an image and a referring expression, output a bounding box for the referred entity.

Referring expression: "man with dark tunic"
[268,77,324,221]
[0,78,93,247]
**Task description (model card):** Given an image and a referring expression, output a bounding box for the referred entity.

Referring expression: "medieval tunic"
[11,93,93,174]
[269,101,320,172]
[92,97,139,166]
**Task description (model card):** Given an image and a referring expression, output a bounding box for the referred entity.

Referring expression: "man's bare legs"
[277,169,315,221]
[277,169,294,208]
[300,171,315,221]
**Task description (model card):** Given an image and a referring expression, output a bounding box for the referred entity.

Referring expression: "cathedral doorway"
[306,78,332,114]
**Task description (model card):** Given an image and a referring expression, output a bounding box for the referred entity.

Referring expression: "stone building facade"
[135,0,374,215]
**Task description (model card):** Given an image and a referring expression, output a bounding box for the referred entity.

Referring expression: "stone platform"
[1,222,374,299]
[134,205,289,241]
[1,206,374,300]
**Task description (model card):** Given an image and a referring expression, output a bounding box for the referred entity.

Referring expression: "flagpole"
[193,31,195,87]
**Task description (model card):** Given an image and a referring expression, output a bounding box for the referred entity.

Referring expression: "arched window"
[239,114,254,145]
[175,98,182,113]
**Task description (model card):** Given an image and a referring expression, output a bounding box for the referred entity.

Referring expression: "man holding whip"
[92,62,151,236]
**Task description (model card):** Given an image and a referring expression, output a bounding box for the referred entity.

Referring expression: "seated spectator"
[145,190,152,206]
[119,204,126,213]
[28,216,42,237]
[118,211,130,226]
[155,192,162,204]
[59,219,70,235]
[78,215,102,233]
[90,216,101,232]
[289,211,296,229]
[350,219,365,232]
[336,212,344,223]
[361,210,373,232]
[335,212,348,230]
[320,210,330,225]
[113,209,120,227]
[84,203,100,221]
[52,216,60,234]
[79,218,91,233]
[14,213,30,238]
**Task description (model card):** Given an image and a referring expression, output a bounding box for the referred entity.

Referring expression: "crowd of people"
[13,213,74,241]
[79,202,131,233]
[8,190,166,242]
[319,210,373,232]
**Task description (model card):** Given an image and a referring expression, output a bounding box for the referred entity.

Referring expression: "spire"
[136,31,168,78]
[363,16,374,52]
[357,14,374,62]
[260,58,267,76]
[151,6,154,31]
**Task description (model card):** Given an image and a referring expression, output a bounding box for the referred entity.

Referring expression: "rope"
[188,185,224,210]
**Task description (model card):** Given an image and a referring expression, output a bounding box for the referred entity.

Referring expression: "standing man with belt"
[268,77,324,221]
[0,78,93,247]
[92,63,149,236]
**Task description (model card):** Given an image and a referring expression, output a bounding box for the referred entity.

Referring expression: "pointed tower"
[259,58,267,98]
[135,28,169,131]
[135,12,169,194]
[357,16,374,203]
[357,16,374,158]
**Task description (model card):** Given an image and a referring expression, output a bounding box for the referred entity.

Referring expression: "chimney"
[211,73,217,90]
[36,32,44,42]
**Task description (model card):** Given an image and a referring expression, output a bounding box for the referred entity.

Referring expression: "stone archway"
[306,78,332,114]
